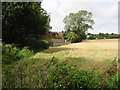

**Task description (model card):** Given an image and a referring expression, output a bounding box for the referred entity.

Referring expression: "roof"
[47,31,64,39]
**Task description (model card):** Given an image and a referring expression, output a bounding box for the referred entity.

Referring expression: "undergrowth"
[2,56,119,88]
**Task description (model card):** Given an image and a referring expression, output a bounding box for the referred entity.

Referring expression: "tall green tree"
[2,2,51,47]
[63,10,94,42]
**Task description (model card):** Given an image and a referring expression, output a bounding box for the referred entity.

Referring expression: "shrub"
[105,58,119,88]
[67,32,79,43]
[28,40,49,50]
[40,40,50,49]
[2,44,34,64]
[48,61,102,88]
[106,58,117,76]
[106,74,119,88]
[97,37,104,39]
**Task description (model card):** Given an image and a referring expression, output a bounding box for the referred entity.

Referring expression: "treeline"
[87,33,119,40]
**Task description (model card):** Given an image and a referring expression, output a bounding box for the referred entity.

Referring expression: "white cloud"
[42,0,118,34]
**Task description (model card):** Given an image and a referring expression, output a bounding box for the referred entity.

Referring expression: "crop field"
[34,39,118,73]
[3,39,119,88]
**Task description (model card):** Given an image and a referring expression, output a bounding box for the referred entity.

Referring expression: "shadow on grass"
[43,47,76,54]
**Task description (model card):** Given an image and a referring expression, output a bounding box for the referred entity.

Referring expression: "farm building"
[86,35,93,38]
[41,31,65,46]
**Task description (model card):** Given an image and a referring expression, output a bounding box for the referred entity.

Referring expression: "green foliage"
[62,31,69,39]
[105,58,119,88]
[106,58,117,76]
[97,37,104,39]
[106,74,119,88]
[40,40,50,49]
[67,32,79,43]
[2,56,119,88]
[2,56,58,88]
[48,61,102,88]
[2,44,34,64]
[2,2,51,49]
[63,10,94,41]
[28,40,50,51]
[87,33,119,40]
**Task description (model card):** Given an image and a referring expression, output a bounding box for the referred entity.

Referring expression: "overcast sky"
[42,0,119,34]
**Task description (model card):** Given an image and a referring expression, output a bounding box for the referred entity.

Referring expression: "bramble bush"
[48,61,102,88]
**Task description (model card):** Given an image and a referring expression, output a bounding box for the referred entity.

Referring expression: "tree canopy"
[2,2,51,47]
[63,10,94,42]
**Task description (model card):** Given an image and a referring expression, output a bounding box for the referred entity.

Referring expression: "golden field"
[33,39,118,73]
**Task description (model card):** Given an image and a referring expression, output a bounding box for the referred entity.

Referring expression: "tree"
[63,10,94,42]
[62,30,69,39]
[2,2,51,48]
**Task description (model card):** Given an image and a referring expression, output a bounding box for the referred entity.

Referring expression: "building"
[41,31,65,46]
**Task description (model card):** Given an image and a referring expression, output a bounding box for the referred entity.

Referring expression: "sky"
[41,0,119,34]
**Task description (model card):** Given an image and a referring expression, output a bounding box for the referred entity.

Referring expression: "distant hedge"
[87,33,119,40]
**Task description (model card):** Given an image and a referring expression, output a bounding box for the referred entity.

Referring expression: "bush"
[67,32,79,43]
[106,74,119,88]
[48,61,102,88]
[105,58,119,88]
[97,37,104,39]
[40,40,50,49]
[106,58,117,76]
[2,44,34,64]
[27,39,49,50]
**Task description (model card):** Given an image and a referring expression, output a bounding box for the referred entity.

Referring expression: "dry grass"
[63,39,118,60]
[35,39,118,73]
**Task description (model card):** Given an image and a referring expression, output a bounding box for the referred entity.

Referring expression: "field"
[34,39,118,73]
[3,39,119,88]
